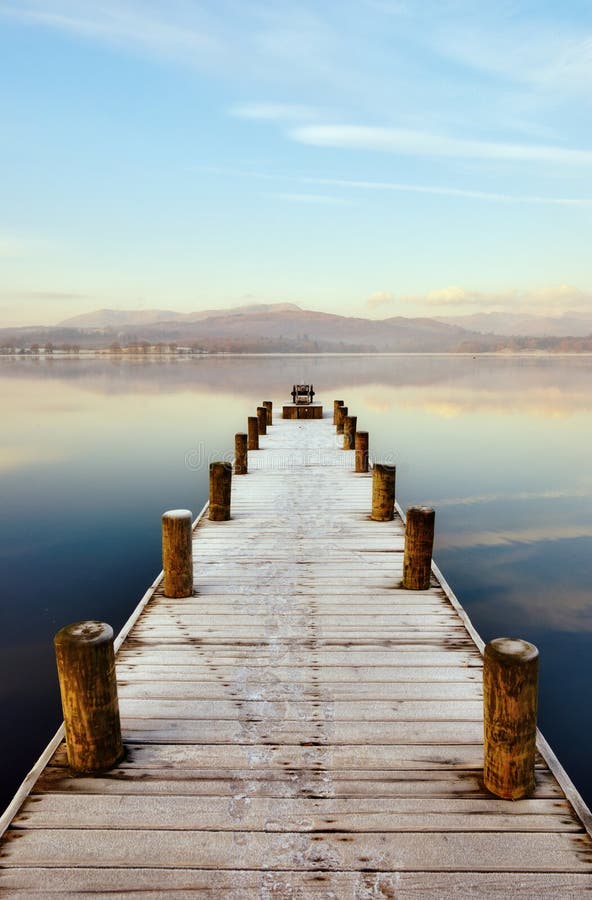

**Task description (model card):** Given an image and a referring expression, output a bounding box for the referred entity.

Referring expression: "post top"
[210,460,232,471]
[162,509,192,520]
[485,637,539,664]
[408,505,435,515]
[374,462,396,473]
[54,620,113,646]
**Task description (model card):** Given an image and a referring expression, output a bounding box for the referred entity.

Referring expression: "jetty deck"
[2,409,592,896]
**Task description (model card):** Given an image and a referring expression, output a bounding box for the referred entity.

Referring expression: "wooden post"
[333,400,344,424]
[336,405,348,434]
[355,431,369,473]
[371,463,396,521]
[483,638,539,800]
[235,432,248,475]
[54,621,124,773]
[263,401,273,426]
[402,506,435,590]
[209,461,232,521]
[257,406,267,436]
[343,415,357,450]
[248,416,259,450]
[162,509,193,598]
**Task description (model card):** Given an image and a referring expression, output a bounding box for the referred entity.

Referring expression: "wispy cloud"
[431,18,592,98]
[272,192,349,206]
[366,284,592,314]
[1,289,89,299]
[230,102,322,123]
[0,1,225,67]
[198,164,592,208]
[310,176,592,206]
[438,522,592,551]
[435,486,592,509]
[290,125,592,166]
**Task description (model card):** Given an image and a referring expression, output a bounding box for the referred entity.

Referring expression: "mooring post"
[257,406,267,435]
[343,415,357,450]
[209,461,232,521]
[483,638,539,799]
[402,506,435,590]
[333,400,344,424]
[371,463,396,520]
[355,431,369,473]
[263,401,273,426]
[336,405,348,434]
[54,621,124,773]
[235,432,248,475]
[162,509,193,598]
[248,416,259,450]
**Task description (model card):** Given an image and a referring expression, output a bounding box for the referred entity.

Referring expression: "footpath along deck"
[1,410,592,897]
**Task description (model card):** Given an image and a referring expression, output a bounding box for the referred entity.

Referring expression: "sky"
[1,0,592,326]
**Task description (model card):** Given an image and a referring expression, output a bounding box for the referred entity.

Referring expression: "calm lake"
[1,354,592,813]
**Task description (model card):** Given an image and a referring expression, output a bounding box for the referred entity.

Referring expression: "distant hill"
[57,303,304,329]
[436,311,592,338]
[2,302,592,353]
[10,303,472,353]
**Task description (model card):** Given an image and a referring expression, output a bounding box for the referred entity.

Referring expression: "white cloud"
[425,286,476,306]
[367,291,395,309]
[230,103,321,123]
[272,192,349,206]
[432,19,592,98]
[290,125,592,166]
[197,165,591,207]
[0,1,226,68]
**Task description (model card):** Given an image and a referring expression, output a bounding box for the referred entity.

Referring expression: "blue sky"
[1,0,591,325]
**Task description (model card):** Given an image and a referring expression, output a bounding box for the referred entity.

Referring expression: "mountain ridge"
[2,302,592,353]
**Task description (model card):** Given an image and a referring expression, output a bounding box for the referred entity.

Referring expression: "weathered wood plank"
[3,868,592,898]
[14,795,580,832]
[118,720,485,746]
[115,664,482,683]
[47,741,543,772]
[116,649,482,667]
[35,767,565,799]
[117,698,484,721]
[116,681,482,701]
[3,829,592,871]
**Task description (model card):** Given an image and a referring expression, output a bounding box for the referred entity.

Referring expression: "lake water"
[1,354,592,813]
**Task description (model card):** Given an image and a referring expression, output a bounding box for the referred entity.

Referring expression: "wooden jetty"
[2,404,592,896]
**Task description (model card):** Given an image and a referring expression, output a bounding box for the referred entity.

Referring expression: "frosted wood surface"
[15,795,579,832]
[47,741,499,769]
[2,413,591,890]
[3,869,592,898]
[115,664,482,682]
[118,719,485,745]
[4,829,592,871]
[36,767,565,799]
[116,681,481,700]
[117,697,484,721]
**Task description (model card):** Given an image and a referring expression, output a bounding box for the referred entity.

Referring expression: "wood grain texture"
[2,410,591,893]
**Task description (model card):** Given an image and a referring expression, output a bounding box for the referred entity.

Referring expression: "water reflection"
[1,354,591,811]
